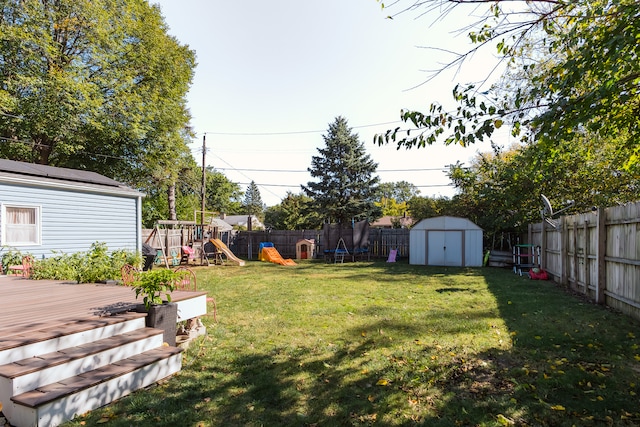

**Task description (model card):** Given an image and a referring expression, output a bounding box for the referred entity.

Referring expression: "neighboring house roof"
[209,218,233,232]
[370,215,414,228]
[219,214,265,229]
[0,158,143,198]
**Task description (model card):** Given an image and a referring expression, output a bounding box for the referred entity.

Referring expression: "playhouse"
[295,239,315,260]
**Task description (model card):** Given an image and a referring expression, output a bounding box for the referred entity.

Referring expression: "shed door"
[427,231,463,266]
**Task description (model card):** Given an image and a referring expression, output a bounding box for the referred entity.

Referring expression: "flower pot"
[135,302,178,346]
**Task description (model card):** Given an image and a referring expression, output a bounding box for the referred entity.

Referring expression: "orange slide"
[261,247,296,266]
[210,238,245,266]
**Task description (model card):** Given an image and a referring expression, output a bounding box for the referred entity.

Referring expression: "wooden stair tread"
[12,346,183,408]
[0,312,147,351]
[0,328,163,379]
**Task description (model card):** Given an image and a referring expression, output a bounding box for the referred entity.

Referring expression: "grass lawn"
[64,261,640,427]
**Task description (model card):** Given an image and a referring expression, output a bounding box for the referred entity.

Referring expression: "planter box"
[135,302,178,346]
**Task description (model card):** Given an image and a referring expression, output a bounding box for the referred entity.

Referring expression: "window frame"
[1,203,43,246]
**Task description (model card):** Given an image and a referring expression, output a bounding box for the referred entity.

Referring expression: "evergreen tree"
[242,181,264,218]
[303,116,381,224]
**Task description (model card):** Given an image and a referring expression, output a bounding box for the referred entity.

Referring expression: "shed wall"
[0,182,140,258]
[409,229,426,265]
[409,216,483,267]
[465,229,484,267]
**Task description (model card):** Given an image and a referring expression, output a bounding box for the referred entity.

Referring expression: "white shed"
[409,216,483,267]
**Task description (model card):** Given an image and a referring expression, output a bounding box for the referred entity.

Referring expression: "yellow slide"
[210,239,245,266]
[261,247,296,266]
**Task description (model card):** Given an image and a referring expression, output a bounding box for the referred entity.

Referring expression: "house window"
[2,205,41,246]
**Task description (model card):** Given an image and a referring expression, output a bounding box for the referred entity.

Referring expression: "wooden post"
[583,219,589,296]
[560,217,568,285]
[572,221,578,291]
[541,221,547,270]
[201,134,206,226]
[595,207,606,304]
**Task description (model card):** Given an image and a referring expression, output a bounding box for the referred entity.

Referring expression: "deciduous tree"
[205,167,243,215]
[264,192,322,230]
[376,1,640,173]
[0,0,195,184]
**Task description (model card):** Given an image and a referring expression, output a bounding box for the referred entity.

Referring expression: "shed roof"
[411,216,482,231]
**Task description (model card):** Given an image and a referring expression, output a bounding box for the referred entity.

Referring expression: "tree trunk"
[167,183,177,221]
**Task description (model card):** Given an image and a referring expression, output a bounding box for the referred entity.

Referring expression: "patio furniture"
[8,256,33,278]
[120,264,140,286]
[173,266,197,291]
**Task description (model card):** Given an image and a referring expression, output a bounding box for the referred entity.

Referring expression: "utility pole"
[201,133,206,225]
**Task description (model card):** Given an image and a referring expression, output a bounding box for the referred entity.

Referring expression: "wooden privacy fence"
[529,202,640,321]
[230,228,410,261]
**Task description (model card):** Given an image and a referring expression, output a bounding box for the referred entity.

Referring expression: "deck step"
[0,328,164,397]
[8,346,183,427]
[0,312,147,365]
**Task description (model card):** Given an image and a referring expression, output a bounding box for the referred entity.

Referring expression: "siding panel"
[0,182,139,258]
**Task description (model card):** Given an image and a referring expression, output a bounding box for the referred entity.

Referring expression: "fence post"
[560,217,568,284]
[595,207,606,304]
[541,221,547,270]
[583,219,589,296]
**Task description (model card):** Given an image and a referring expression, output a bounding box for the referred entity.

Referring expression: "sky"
[152,0,506,206]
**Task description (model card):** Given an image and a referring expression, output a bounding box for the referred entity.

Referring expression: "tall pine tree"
[242,180,264,219]
[303,116,381,224]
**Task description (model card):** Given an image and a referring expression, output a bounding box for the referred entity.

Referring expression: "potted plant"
[132,268,180,346]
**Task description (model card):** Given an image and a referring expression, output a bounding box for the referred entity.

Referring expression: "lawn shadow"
[64,265,640,427]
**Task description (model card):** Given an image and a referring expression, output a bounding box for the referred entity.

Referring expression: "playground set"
[322,220,371,263]
[145,220,244,268]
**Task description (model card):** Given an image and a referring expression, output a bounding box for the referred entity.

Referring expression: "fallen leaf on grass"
[496,414,514,425]
[550,405,565,411]
[97,417,111,424]
[376,379,390,386]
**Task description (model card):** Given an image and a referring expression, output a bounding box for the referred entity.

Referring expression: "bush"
[1,248,25,274]
[29,242,141,283]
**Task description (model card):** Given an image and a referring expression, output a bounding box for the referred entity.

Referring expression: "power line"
[198,120,403,136]
[214,167,449,173]
[235,182,453,189]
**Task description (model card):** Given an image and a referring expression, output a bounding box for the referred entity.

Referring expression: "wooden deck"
[0,275,207,340]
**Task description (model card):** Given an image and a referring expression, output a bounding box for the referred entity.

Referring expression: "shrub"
[1,248,25,274]
[29,242,141,283]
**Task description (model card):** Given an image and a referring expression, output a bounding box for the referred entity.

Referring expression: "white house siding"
[0,181,141,259]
